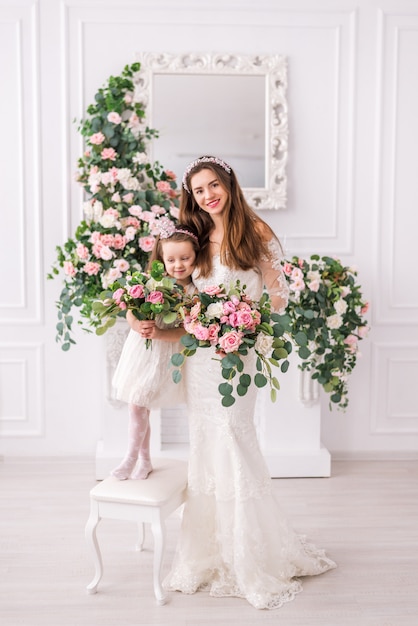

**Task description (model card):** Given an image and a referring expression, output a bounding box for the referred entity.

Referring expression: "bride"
[163,156,336,610]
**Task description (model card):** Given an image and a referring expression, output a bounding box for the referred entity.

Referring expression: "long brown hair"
[180,157,280,277]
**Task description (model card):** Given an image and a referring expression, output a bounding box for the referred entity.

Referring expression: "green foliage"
[284,255,370,410]
[48,63,180,349]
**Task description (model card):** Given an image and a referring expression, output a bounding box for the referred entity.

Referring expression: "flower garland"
[47,63,179,350]
[283,255,370,410]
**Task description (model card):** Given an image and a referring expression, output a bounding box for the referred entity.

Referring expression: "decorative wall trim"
[0,343,45,437]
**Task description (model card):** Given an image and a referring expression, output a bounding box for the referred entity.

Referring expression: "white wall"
[1,0,418,458]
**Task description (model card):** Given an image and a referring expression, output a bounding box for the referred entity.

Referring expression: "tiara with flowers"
[158,219,199,243]
[182,156,232,193]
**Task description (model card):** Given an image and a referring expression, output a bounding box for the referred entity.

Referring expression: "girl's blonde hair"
[180,157,280,277]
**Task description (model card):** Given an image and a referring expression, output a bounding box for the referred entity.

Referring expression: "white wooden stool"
[85,457,188,605]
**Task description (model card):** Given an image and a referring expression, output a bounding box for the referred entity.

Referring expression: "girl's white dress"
[112,282,195,408]
[164,241,336,610]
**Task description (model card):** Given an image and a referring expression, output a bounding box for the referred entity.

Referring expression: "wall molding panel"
[0,1,42,325]
[371,342,418,435]
[0,343,45,437]
[375,10,418,325]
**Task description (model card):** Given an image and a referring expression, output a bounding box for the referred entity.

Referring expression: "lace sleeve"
[259,238,289,314]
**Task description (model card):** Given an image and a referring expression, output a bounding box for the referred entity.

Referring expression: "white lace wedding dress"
[163,241,336,610]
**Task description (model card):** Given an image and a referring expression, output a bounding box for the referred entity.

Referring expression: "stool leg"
[151,518,167,605]
[135,522,145,552]
[85,502,103,594]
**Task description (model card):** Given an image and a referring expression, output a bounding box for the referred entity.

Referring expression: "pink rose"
[112,288,125,304]
[107,112,122,124]
[150,204,166,215]
[129,284,145,299]
[63,261,76,277]
[222,300,237,315]
[282,262,293,276]
[119,302,127,310]
[101,234,115,247]
[291,267,303,280]
[290,278,305,292]
[357,325,369,339]
[236,309,256,330]
[146,291,164,304]
[113,259,130,272]
[189,301,201,320]
[124,216,140,229]
[140,211,155,223]
[308,279,320,292]
[76,243,89,260]
[204,285,223,296]
[101,147,117,161]
[298,258,304,268]
[193,323,210,341]
[99,246,113,261]
[344,334,358,353]
[139,236,156,252]
[111,192,121,202]
[129,205,142,217]
[361,302,370,315]
[170,206,180,219]
[165,170,176,180]
[218,330,244,353]
[83,262,101,276]
[156,180,171,193]
[207,323,220,344]
[113,234,126,250]
[90,132,105,145]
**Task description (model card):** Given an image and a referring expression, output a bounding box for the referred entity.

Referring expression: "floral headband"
[182,156,232,193]
[158,219,199,243]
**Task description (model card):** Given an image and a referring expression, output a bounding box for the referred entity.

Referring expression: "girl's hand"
[137,320,156,340]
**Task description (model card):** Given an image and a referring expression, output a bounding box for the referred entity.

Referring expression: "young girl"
[110,223,199,480]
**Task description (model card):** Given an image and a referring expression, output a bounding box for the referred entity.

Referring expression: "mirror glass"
[153,74,265,188]
[135,52,288,209]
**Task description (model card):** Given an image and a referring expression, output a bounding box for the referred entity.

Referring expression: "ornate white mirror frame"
[134,52,288,210]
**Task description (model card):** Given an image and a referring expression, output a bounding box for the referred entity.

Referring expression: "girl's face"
[190,168,229,217]
[161,240,196,286]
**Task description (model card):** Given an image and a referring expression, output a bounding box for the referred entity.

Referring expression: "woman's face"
[190,168,229,217]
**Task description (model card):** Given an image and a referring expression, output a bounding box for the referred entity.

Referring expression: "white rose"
[93,200,103,222]
[326,314,343,329]
[99,213,118,228]
[83,201,94,221]
[307,270,321,282]
[206,302,224,319]
[334,299,348,315]
[255,333,274,356]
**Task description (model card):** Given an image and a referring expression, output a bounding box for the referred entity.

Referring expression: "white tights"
[111,404,153,480]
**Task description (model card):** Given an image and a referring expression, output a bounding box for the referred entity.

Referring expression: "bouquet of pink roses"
[171,281,292,406]
[92,260,184,347]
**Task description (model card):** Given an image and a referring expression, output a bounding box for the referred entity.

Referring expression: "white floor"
[0,458,417,626]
